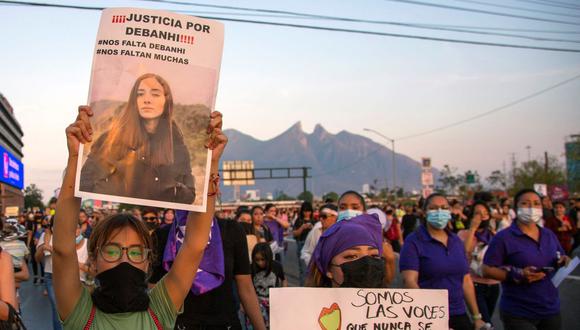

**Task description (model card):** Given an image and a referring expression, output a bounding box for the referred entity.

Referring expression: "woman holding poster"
[80,73,196,204]
[53,106,227,329]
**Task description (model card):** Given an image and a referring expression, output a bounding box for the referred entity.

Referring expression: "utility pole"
[526,145,531,162]
[302,167,308,195]
[364,128,396,198]
[502,160,507,191]
[544,151,549,175]
[509,152,517,187]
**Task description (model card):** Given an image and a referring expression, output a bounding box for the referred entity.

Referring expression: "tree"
[274,191,294,201]
[24,184,44,210]
[437,165,463,195]
[510,156,566,194]
[297,190,313,203]
[117,203,140,212]
[322,191,339,203]
[486,170,507,190]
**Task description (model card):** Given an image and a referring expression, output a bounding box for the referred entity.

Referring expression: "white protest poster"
[75,8,224,212]
[270,288,448,330]
[552,256,580,287]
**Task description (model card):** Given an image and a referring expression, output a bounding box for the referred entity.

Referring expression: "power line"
[136,1,580,44]
[396,72,580,140]
[513,0,580,11]
[145,16,580,52]
[385,0,580,26]
[3,0,580,52]
[314,72,580,177]
[425,24,580,34]
[451,0,580,18]
[139,0,580,41]
[5,0,580,44]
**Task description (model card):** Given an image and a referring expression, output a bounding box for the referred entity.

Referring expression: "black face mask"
[92,262,149,313]
[145,221,159,231]
[339,256,386,288]
[478,219,491,230]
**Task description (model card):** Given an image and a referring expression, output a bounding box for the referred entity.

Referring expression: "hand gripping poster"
[75,8,224,212]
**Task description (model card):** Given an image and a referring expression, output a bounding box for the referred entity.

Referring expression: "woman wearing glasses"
[52,106,227,329]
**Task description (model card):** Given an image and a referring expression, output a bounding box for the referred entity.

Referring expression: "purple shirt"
[400,225,469,316]
[265,218,284,245]
[483,222,564,319]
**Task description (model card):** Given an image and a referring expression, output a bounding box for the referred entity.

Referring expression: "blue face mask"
[426,209,451,229]
[76,234,84,244]
[337,209,363,222]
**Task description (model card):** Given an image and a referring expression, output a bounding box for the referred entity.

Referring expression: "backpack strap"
[148,307,163,330]
[83,305,161,330]
[83,305,97,330]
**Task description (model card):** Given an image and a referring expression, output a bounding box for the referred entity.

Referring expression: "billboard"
[565,139,580,194]
[0,144,24,190]
[222,160,255,186]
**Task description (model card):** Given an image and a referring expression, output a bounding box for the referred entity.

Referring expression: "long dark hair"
[99,73,175,168]
[251,242,274,277]
[299,201,313,220]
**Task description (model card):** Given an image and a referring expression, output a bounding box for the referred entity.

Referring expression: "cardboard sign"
[270,288,448,330]
[75,8,224,212]
[533,183,548,197]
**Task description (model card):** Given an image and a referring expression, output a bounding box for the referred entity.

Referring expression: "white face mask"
[517,208,543,224]
[337,209,363,222]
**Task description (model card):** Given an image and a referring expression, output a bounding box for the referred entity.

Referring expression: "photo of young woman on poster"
[79,73,196,204]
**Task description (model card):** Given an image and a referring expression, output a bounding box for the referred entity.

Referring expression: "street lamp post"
[364,128,396,196]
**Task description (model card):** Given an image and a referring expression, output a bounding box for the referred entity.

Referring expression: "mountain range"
[221,122,437,200]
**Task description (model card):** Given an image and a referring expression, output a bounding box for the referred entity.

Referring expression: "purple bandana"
[162,210,225,295]
[312,213,383,275]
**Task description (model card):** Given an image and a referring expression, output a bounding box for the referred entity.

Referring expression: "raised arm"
[463,214,481,261]
[53,106,94,320]
[164,111,228,311]
[0,251,17,320]
[276,216,290,229]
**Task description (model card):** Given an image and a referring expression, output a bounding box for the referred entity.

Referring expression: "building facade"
[0,93,24,216]
[565,135,580,195]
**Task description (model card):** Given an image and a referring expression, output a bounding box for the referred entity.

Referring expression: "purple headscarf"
[312,213,383,275]
[162,210,225,295]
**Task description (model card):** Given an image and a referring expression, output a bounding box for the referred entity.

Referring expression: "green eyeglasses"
[99,243,150,264]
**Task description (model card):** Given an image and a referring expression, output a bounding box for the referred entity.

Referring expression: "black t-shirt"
[293,217,316,242]
[150,219,251,327]
[401,214,419,239]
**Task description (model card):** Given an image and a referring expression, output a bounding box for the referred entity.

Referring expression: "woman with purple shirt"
[458,201,500,327]
[400,193,485,330]
[482,189,570,330]
[263,204,289,262]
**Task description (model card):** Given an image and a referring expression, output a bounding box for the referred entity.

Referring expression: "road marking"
[567,275,580,281]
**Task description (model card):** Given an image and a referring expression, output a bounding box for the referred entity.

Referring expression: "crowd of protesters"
[1,189,579,329]
[0,110,578,330]
[0,189,578,329]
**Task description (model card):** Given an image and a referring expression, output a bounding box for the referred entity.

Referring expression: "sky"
[0,0,579,201]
